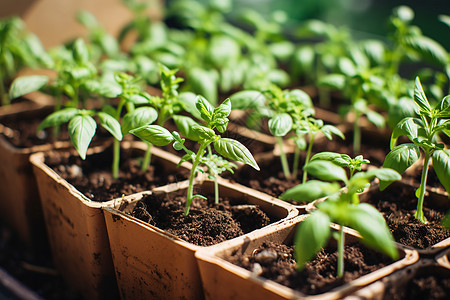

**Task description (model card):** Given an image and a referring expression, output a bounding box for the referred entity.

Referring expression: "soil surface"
[45,145,190,202]
[361,182,450,249]
[227,241,393,295]
[130,188,275,246]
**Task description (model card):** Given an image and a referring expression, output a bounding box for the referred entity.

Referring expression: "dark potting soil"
[227,241,393,296]
[130,188,275,246]
[45,145,190,202]
[362,183,450,249]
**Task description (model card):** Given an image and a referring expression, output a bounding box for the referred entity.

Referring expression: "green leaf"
[37,108,79,131]
[305,160,348,182]
[365,168,402,182]
[179,92,203,120]
[229,90,265,110]
[122,107,158,135]
[268,113,292,137]
[294,211,331,270]
[130,125,174,146]
[9,75,48,99]
[68,114,97,160]
[346,204,398,260]
[404,36,448,66]
[173,115,202,141]
[437,96,450,118]
[190,69,218,104]
[318,74,346,90]
[380,144,420,190]
[98,112,122,141]
[310,152,344,163]
[73,38,89,64]
[365,110,385,128]
[413,77,431,113]
[279,180,340,202]
[195,95,215,123]
[391,118,421,148]
[190,124,216,140]
[321,125,345,140]
[432,149,450,193]
[213,98,231,119]
[128,94,150,105]
[213,138,259,170]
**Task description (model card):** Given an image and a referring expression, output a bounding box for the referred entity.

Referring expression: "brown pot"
[103,177,298,300]
[29,142,190,300]
[195,215,419,300]
[0,102,70,248]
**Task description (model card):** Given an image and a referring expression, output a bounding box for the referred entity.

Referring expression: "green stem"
[141,142,152,172]
[337,225,345,278]
[302,134,315,183]
[292,145,300,180]
[185,143,207,216]
[214,176,219,204]
[414,152,431,223]
[112,138,120,179]
[276,137,291,179]
[353,112,362,155]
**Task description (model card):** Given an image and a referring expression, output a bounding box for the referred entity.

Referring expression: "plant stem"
[185,143,207,216]
[141,142,152,172]
[277,137,291,179]
[207,145,220,204]
[302,134,315,183]
[112,138,120,179]
[414,152,431,223]
[292,145,300,180]
[337,225,345,278]
[353,112,362,154]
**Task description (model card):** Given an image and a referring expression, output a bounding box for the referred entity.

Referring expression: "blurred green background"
[170,0,449,49]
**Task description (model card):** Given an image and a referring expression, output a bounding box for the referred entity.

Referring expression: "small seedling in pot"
[280,159,401,278]
[131,96,259,215]
[381,77,450,224]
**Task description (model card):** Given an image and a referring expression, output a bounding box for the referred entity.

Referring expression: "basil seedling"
[131,96,259,215]
[381,77,450,224]
[280,159,401,278]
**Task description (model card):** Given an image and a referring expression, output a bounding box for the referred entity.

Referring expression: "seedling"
[230,85,343,181]
[309,151,370,179]
[280,159,401,277]
[131,96,259,215]
[381,77,450,223]
[0,16,51,105]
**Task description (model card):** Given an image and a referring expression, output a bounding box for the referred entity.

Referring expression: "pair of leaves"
[38,108,123,159]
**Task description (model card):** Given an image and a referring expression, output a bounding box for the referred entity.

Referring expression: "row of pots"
[0,92,449,299]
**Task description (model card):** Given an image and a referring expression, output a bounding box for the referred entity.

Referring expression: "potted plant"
[102,95,298,299]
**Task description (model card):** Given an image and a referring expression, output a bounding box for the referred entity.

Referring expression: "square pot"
[103,177,298,300]
[29,142,190,300]
[195,215,419,300]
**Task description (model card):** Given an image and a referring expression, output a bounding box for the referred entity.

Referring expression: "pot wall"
[30,142,190,300]
[196,216,419,300]
[103,177,298,300]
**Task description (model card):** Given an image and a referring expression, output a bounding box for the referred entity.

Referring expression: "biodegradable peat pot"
[29,142,190,300]
[0,100,69,248]
[103,177,298,300]
[195,215,419,300]
[355,248,450,300]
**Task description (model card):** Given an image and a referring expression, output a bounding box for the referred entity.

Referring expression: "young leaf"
[121,107,158,135]
[68,114,97,160]
[321,125,345,140]
[37,108,79,131]
[173,115,202,141]
[9,75,48,99]
[365,168,402,183]
[346,204,398,260]
[98,112,123,141]
[279,180,340,202]
[432,149,450,193]
[213,138,259,170]
[413,77,432,113]
[130,125,174,146]
[213,98,231,119]
[229,90,265,109]
[195,95,215,122]
[390,118,421,149]
[294,211,331,270]
[365,110,385,128]
[268,113,292,137]
[304,160,348,183]
[179,92,203,120]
